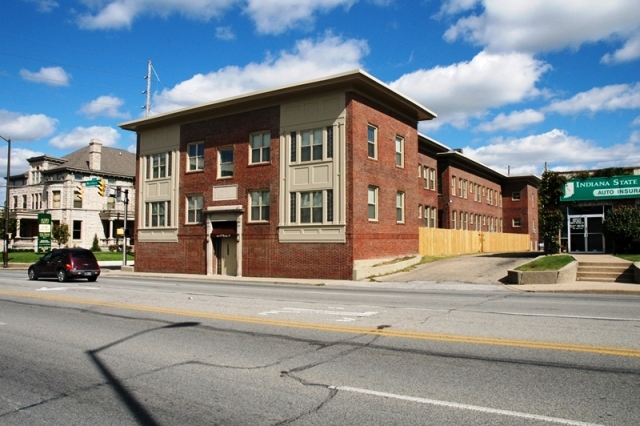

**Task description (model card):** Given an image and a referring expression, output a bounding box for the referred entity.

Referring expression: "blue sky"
[2,0,640,201]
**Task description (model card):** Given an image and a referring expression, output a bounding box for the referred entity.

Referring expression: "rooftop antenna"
[142,60,152,117]
[507,165,510,176]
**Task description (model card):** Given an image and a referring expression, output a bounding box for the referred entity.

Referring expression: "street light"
[1,134,10,268]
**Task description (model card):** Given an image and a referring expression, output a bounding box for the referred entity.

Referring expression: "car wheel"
[57,269,67,283]
[87,276,97,282]
[28,268,38,281]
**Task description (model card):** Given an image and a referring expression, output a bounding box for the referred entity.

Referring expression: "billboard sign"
[561,176,640,202]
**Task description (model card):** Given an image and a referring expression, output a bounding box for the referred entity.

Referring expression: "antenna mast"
[143,60,152,117]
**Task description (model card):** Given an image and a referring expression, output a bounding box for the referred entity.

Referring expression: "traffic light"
[76,184,84,199]
[116,186,122,202]
[98,180,106,197]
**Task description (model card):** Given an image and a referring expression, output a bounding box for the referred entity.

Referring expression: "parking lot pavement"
[378,252,541,284]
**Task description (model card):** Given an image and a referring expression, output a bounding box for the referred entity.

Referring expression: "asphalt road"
[1,270,639,425]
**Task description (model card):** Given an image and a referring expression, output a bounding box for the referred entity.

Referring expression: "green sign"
[37,213,52,253]
[561,176,640,202]
[85,179,100,187]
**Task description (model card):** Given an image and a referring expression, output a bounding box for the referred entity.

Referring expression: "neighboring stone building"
[7,140,135,251]
[120,70,539,280]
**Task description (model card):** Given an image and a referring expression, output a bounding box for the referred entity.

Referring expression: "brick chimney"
[89,139,102,171]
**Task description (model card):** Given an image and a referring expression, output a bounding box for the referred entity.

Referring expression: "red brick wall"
[438,164,503,231]
[503,182,539,247]
[346,93,421,261]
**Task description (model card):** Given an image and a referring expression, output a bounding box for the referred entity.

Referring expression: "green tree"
[538,170,567,255]
[52,223,70,248]
[91,233,101,252]
[602,205,640,254]
[0,212,17,240]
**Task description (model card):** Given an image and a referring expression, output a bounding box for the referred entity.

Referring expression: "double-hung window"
[301,129,323,162]
[301,191,323,223]
[452,176,456,196]
[146,201,171,227]
[368,186,378,221]
[250,132,271,164]
[188,142,204,171]
[367,125,377,159]
[146,152,172,179]
[218,148,234,178]
[186,195,203,224]
[395,136,404,167]
[429,168,436,190]
[249,190,270,222]
[289,190,333,224]
[396,192,405,223]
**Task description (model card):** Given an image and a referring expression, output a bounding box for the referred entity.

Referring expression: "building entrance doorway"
[568,215,604,253]
[215,237,237,276]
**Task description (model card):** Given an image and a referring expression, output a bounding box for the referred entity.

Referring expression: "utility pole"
[143,60,152,117]
[1,134,11,268]
[122,189,129,266]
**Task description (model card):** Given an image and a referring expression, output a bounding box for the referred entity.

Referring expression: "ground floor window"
[145,201,171,227]
[72,220,82,240]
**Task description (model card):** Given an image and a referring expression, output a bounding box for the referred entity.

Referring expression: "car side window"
[43,252,53,261]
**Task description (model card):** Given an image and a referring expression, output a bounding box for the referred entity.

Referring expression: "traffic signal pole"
[122,189,129,266]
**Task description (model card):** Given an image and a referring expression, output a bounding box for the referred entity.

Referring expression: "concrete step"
[576,262,634,282]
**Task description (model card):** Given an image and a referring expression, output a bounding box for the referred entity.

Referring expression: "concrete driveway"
[380,252,541,284]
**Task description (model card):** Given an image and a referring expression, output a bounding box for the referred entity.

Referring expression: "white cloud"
[632,115,640,126]
[19,66,71,86]
[0,110,58,141]
[76,0,236,30]
[391,51,550,129]
[153,33,369,113]
[602,31,640,64]
[244,0,357,35]
[0,148,46,184]
[49,127,120,149]
[442,0,640,55]
[215,26,235,40]
[24,0,59,13]
[462,129,640,176]
[476,109,545,132]
[545,83,640,115]
[78,96,131,119]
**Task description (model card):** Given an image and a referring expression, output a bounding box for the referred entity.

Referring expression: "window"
[188,142,204,171]
[451,176,456,196]
[218,148,234,178]
[73,188,82,209]
[52,191,61,208]
[396,192,405,223]
[429,168,436,191]
[301,129,323,162]
[186,195,203,224]
[418,204,422,219]
[74,173,83,181]
[395,136,404,167]
[430,207,437,228]
[367,125,377,159]
[452,211,457,229]
[147,152,172,179]
[459,179,463,198]
[512,191,521,201]
[488,189,493,205]
[72,221,82,240]
[249,190,270,222]
[513,218,522,227]
[463,180,468,199]
[251,132,271,164]
[423,167,428,188]
[463,212,468,230]
[301,191,323,223]
[145,201,171,227]
[368,187,378,221]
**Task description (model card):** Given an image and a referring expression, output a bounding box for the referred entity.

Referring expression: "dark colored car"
[28,248,101,282]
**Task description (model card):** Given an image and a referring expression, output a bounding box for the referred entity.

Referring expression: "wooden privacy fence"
[419,228,531,256]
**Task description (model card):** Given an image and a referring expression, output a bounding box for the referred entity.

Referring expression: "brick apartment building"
[120,70,538,280]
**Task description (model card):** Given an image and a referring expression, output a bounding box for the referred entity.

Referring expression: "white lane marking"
[490,311,640,322]
[332,386,603,426]
[36,287,99,292]
[258,307,377,317]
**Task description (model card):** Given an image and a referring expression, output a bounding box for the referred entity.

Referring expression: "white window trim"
[250,132,271,165]
[367,125,377,160]
[396,191,405,223]
[395,136,404,168]
[187,142,204,172]
[218,147,234,179]
[368,186,378,221]
[249,190,270,222]
[186,195,203,224]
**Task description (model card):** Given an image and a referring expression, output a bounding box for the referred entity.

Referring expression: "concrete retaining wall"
[353,256,422,280]
[508,261,578,285]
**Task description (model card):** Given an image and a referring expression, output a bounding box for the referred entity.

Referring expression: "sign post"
[122,189,129,266]
[37,213,52,253]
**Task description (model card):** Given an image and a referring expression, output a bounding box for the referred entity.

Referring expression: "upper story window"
[74,173,83,181]
[290,127,333,163]
[429,168,436,191]
[367,125,377,159]
[146,152,172,180]
[512,191,521,201]
[249,190,270,222]
[145,201,171,227]
[218,148,234,178]
[188,142,204,172]
[52,191,61,208]
[186,195,203,224]
[513,218,521,227]
[289,190,333,224]
[451,176,456,196]
[250,132,271,164]
[395,136,404,167]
